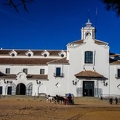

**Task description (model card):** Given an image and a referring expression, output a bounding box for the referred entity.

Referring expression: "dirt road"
[0,96,120,120]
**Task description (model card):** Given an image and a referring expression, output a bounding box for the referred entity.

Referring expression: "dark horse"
[56,95,65,104]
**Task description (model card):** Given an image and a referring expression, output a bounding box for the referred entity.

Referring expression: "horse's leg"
[50,97,53,103]
[53,98,56,104]
[62,100,64,104]
[48,98,51,103]
[51,98,53,103]
[46,96,49,103]
[49,98,51,103]
[57,99,59,104]
[60,100,62,104]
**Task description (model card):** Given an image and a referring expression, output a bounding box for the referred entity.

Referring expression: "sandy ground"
[0,96,120,120]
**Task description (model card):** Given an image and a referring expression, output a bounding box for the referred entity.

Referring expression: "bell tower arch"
[81,19,96,40]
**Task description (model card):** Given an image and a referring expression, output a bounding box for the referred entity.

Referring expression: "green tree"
[101,0,120,16]
[4,0,34,12]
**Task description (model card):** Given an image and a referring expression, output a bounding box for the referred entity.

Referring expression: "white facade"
[0,19,120,97]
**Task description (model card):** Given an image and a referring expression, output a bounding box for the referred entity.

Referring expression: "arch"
[16,83,26,95]
[5,83,16,95]
[85,31,91,38]
[26,82,33,95]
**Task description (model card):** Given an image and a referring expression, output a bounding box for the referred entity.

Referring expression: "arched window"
[85,32,91,38]
[85,51,93,64]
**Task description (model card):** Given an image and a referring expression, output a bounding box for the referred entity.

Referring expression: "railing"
[53,73,64,77]
[115,74,120,78]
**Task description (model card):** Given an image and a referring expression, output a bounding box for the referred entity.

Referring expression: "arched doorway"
[16,83,26,95]
[7,86,12,95]
[5,83,16,95]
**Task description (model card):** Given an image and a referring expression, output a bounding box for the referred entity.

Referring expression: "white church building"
[0,19,120,97]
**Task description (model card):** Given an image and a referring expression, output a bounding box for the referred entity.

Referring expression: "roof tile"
[75,70,104,78]
[27,74,48,80]
[0,50,66,56]
[48,58,69,64]
[0,58,57,65]
[70,39,107,45]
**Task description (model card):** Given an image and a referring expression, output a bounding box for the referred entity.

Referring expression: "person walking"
[115,97,118,105]
[109,97,113,104]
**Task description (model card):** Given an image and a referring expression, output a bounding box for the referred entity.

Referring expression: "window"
[11,53,15,57]
[26,51,33,57]
[9,50,17,57]
[0,86,2,94]
[44,54,47,57]
[23,68,28,74]
[85,32,91,37]
[85,51,93,64]
[6,68,10,74]
[117,69,120,78]
[40,69,45,74]
[56,68,61,76]
[61,54,64,57]
[28,53,31,57]
[54,67,64,77]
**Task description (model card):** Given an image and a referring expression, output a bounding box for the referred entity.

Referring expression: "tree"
[101,0,120,16]
[4,0,34,12]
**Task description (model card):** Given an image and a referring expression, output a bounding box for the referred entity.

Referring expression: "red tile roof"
[110,60,120,65]
[48,58,69,64]
[69,39,107,45]
[27,74,48,80]
[0,58,57,65]
[94,39,108,45]
[75,70,104,78]
[0,74,16,79]
[0,71,48,80]
[0,50,66,56]
[109,52,120,57]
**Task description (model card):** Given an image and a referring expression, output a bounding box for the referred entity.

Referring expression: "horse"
[55,95,65,104]
[45,95,56,103]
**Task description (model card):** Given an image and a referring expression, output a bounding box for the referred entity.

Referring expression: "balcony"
[53,73,64,77]
[115,74,120,78]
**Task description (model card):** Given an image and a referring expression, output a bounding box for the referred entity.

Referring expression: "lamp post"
[72,79,79,86]
[4,79,13,95]
[36,80,42,97]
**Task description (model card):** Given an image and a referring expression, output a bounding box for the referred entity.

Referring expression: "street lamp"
[36,80,42,97]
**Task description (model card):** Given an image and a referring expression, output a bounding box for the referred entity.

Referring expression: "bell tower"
[81,19,96,40]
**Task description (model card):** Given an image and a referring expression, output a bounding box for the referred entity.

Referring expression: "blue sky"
[0,0,120,53]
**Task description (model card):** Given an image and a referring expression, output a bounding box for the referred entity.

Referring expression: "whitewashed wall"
[47,64,69,96]
[67,36,110,96]
[110,65,120,96]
